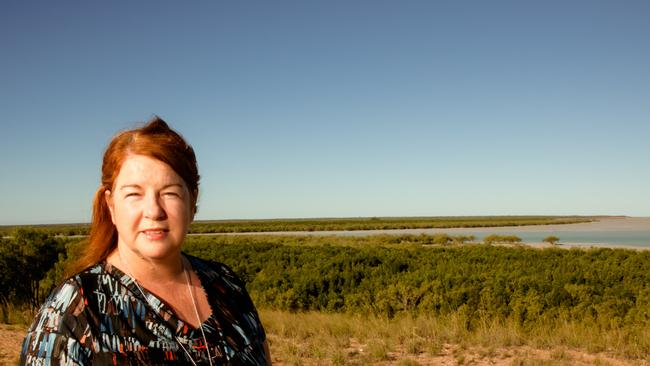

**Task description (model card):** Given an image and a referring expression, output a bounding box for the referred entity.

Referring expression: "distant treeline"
[0,216,594,236]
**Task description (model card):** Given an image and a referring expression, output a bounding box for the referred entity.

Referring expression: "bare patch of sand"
[378,343,650,366]
[0,324,24,365]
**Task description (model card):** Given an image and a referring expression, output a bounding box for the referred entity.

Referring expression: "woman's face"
[106,154,194,262]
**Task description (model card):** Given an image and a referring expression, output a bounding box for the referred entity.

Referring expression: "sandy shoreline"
[210,216,650,236]
[205,216,650,250]
[493,241,650,251]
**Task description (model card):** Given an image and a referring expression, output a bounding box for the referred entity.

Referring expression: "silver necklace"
[118,250,214,366]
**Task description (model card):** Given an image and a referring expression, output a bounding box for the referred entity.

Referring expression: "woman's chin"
[135,241,182,261]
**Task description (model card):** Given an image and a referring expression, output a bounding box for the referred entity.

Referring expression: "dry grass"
[2,309,648,365]
[259,309,650,366]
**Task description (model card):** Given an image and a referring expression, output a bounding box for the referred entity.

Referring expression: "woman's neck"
[106,244,211,329]
[106,245,186,285]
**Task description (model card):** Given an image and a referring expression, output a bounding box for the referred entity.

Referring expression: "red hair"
[67,116,199,276]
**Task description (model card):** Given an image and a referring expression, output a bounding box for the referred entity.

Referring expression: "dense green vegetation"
[0,215,594,236]
[183,235,650,330]
[0,230,68,322]
[3,229,648,358]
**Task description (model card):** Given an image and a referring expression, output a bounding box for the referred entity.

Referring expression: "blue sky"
[1,0,649,225]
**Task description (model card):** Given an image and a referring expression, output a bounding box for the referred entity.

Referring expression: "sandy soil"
[0,325,23,365]
[378,343,650,366]
[270,337,650,366]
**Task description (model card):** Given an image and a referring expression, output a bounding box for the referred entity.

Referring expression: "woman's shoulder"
[184,254,267,353]
[34,265,101,315]
[184,253,261,317]
[26,264,105,332]
[185,253,245,288]
[21,265,104,365]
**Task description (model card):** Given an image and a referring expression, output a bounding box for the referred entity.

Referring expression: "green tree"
[0,229,65,321]
[543,236,560,246]
[0,237,20,322]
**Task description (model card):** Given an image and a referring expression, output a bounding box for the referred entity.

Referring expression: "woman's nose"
[143,194,166,220]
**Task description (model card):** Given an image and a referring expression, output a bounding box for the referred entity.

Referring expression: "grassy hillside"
[3,229,648,364]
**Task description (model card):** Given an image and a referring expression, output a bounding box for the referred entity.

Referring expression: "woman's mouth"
[142,229,168,240]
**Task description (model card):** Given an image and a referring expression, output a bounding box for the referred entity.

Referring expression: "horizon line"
[0,214,634,227]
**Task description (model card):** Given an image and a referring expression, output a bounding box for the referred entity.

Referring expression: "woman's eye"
[125,193,139,198]
[163,192,179,197]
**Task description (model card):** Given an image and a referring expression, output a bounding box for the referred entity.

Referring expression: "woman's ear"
[104,189,116,225]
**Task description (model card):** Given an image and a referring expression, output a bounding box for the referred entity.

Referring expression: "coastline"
[205,216,650,250]
[208,216,650,236]
[494,241,650,251]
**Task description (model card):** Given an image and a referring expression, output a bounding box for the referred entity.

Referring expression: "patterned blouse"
[20,254,268,365]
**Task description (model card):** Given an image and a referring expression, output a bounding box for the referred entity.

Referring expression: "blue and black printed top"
[20,254,268,365]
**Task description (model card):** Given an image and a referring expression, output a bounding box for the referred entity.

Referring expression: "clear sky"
[1,0,649,225]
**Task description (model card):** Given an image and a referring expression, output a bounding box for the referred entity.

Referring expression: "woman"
[21,117,271,365]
